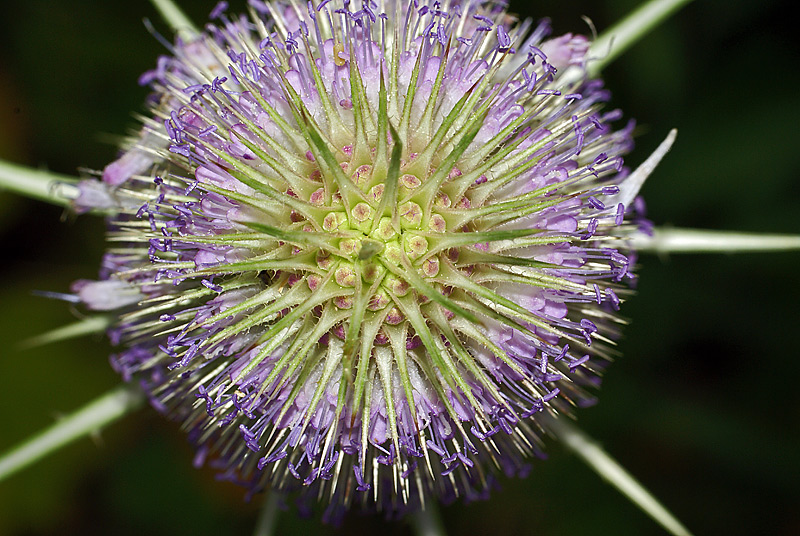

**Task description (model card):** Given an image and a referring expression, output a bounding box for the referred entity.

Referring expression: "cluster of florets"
[72,0,640,520]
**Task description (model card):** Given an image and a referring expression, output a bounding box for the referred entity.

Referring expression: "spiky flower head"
[73,0,642,518]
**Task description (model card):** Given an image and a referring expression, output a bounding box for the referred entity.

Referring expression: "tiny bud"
[323,211,348,231]
[399,201,422,228]
[335,266,357,287]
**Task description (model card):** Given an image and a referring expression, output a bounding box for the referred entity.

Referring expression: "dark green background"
[0,1,797,534]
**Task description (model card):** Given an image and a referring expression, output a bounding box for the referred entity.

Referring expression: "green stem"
[546,416,694,536]
[0,384,145,482]
[148,0,199,40]
[252,492,281,536]
[636,228,800,254]
[0,159,78,207]
[410,504,448,536]
[588,0,695,77]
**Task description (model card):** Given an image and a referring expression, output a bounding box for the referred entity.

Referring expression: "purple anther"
[202,279,223,292]
[353,466,371,491]
[521,405,541,418]
[303,468,320,485]
[437,462,456,476]
[496,26,511,49]
[497,417,514,435]
[437,23,447,45]
[239,423,255,440]
[426,441,445,457]
[226,65,241,84]
[288,462,301,480]
[285,36,299,55]
[593,284,602,304]
[401,459,419,479]
[582,218,598,239]
[542,388,560,402]
[588,196,605,210]
[164,118,178,142]
[471,425,498,441]
[569,354,590,373]
[441,452,457,465]
[362,5,376,22]
[209,0,228,18]
[158,344,177,358]
[422,20,436,38]
[169,144,192,158]
[149,238,166,252]
[210,76,227,92]
[259,449,287,469]
[232,393,256,419]
[184,180,199,195]
[457,452,474,468]
[614,263,629,282]
[528,45,546,62]
[322,451,340,474]
[405,444,422,458]
[606,288,620,310]
[602,186,620,195]
[572,115,584,154]
[615,203,625,225]
[195,385,216,416]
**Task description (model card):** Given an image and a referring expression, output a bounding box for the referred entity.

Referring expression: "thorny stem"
[148,0,199,40]
[0,384,145,482]
[0,159,78,207]
[588,0,696,77]
[410,504,448,536]
[546,415,694,536]
[0,1,764,533]
[635,228,800,254]
[253,492,281,536]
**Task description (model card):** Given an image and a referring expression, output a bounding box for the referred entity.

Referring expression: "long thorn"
[547,416,694,536]
[18,316,110,350]
[635,228,800,254]
[589,0,695,77]
[0,384,145,482]
[610,128,677,208]
[0,159,78,207]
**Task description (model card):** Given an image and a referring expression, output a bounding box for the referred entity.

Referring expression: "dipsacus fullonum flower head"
[71,0,643,518]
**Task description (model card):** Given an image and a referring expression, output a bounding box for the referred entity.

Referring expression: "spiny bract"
[72,0,642,519]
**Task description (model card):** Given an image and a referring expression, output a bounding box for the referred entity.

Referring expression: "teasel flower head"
[72,0,644,519]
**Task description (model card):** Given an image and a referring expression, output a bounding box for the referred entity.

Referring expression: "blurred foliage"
[0,1,797,535]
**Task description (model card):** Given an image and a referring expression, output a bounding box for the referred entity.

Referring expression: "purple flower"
[74,0,644,519]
